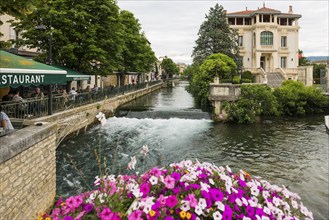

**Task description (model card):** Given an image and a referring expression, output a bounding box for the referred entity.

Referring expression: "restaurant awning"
[52,65,92,81]
[0,50,67,88]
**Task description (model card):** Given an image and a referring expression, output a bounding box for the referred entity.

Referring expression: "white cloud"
[118,0,329,64]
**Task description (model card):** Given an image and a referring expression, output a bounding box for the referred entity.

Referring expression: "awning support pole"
[48,85,52,115]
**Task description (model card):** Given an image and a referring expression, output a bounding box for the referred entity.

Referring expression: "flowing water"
[57,81,329,219]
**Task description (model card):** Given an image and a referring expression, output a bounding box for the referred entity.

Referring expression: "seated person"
[0,105,14,130]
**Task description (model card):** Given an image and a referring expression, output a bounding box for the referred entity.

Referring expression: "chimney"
[223,10,227,15]
[263,2,265,8]
[288,5,293,13]
[246,7,248,11]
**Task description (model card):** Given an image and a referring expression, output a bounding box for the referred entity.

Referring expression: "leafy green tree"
[189,53,237,107]
[192,4,239,64]
[225,84,278,123]
[161,57,179,79]
[298,50,310,66]
[0,0,39,48]
[12,0,123,75]
[120,10,156,73]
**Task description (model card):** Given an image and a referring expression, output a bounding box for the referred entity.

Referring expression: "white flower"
[181,200,191,211]
[132,188,142,198]
[215,201,225,211]
[143,205,151,214]
[209,178,215,185]
[96,112,107,126]
[273,196,282,207]
[226,165,232,173]
[149,176,158,185]
[98,193,107,204]
[127,156,137,170]
[235,198,243,206]
[198,198,207,209]
[243,217,251,220]
[140,145,149,156]
[184,160,192,167]
[248,199,257,207]
[263,206,271,215]
[195,205,203,215]
[200,182,210,192]
[213,211,222,220]
[291,199,298,209]
[250,186,260,196]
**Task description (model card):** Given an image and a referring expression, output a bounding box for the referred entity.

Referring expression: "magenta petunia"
[222,204,232,220]
[171,172,181,181]
[209,188,224,201]
[165,216,174,220]
[140,182,151,197]
[84,204,94,213]
[165,195,178,208]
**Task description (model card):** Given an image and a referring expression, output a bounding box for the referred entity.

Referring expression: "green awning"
[52,65,92,81]
[0,50,67,88]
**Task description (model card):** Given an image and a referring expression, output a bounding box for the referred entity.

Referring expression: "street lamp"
[36,23,53,115]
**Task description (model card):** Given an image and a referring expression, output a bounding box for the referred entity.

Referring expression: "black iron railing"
[1,81,162,119]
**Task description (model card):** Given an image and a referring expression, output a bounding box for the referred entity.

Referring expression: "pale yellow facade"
[227,5,301,82]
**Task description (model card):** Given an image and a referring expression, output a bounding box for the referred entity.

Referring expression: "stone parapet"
[0,123,57,219]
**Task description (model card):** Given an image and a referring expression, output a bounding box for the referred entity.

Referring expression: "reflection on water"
[57,82,329,219]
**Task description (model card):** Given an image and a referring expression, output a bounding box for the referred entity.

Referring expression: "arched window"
[260,31,273,45]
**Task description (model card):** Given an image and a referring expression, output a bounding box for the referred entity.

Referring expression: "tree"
[298,50,310,66]
[0,0,39,48]
[120,10,156,73]
[192,4,239,64]
[161,57,179,79]
[12,0,123,75]
[189,53,237,107]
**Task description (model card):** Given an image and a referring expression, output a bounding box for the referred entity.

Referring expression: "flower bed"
[40,160,313,220]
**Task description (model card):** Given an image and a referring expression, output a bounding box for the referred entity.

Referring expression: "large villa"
[227,4,302,85]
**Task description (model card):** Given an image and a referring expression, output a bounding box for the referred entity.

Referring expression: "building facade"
[227,5,301,82]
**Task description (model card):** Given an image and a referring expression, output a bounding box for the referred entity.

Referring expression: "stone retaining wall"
[0,124,57,220]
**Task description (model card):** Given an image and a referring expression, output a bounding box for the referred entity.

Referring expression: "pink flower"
[99,207,120,220]
[187,194,198,208]
[165,195,178,208]
[163,175,175,189]
[128,210,143,220]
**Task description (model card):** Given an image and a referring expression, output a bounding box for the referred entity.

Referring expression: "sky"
[117,0,329,64]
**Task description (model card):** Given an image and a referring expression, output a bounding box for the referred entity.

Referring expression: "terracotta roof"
[227,6,300,17]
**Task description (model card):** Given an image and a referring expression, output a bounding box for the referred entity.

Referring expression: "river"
[57,81,329,219]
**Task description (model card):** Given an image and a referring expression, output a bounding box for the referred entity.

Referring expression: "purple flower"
[172,172,181,181]
[246,205,255,217]
[165,195,178,208]
[152,201,161,210]
[239,179,247,188]
[140,182,151,197]
[172,187,181,194]
[209,188,224,201]
[222,205,232,220]
[84,204,94,213]
[63,216,73,220]
[55,198,63,207]
[201,190,210,199]
[165,217,174,220]
[256,208,265,217]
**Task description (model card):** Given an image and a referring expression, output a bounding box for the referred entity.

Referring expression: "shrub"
[225,85,278,123]
[273,81,329,116]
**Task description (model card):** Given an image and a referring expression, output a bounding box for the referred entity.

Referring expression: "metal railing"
[1,81,162,119]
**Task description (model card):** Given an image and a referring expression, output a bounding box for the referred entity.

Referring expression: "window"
[281,36,287,47]
[260,31,273,45]
[238,36,243,46]
[280,57,287,68]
